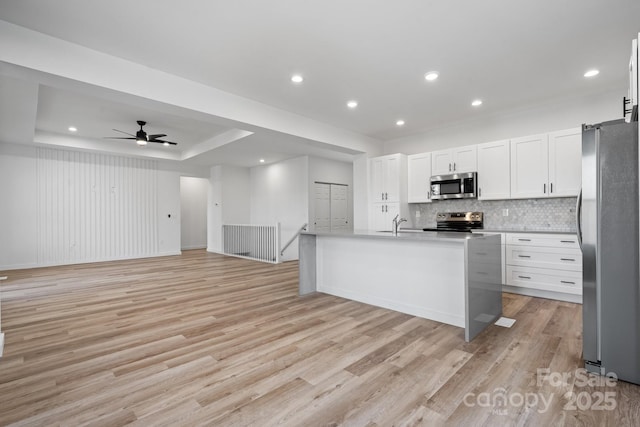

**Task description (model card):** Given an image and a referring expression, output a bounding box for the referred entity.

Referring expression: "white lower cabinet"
[504,233,582,302]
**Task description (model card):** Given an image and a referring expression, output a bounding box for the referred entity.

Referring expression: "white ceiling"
[36,86,231,150]
[0,0,638,166]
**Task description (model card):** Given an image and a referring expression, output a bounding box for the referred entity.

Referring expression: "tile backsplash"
[409,197,577,232]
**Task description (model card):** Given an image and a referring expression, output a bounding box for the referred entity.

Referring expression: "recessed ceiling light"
[291,74,303,83]
[68,126,77,132]
[471,99,483,107]
[424,71,439,81]
[347,100,358,109]
[259,159,265,163]
[584,69,599,78]
[396,120,405,126]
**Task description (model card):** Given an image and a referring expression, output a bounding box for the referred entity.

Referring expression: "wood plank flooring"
[0,249,639,426]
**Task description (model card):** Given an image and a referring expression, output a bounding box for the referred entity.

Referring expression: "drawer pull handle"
[560,258,575,262]
[518,275,531,279]
[518,239,531,241]
[560,240,576,243]
[561,280,576,285]
[518,255,531,258]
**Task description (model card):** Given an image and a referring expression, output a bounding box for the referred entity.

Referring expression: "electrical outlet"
[415,211,421,218]
[502,209,509,217]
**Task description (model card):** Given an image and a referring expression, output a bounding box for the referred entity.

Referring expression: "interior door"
[330,184,349,231]
[314,183,331,232]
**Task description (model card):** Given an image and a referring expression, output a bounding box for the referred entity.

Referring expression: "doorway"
[313,182,350,232]
[180,176,209,250]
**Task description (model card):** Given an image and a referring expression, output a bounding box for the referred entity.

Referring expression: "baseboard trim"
[502,285,582,304]
[0,251,183,271]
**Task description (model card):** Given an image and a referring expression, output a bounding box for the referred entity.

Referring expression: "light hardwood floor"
[0,250,639,426]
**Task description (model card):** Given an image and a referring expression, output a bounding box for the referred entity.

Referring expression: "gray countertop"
[404,227,576,235]
[302,229,498,243]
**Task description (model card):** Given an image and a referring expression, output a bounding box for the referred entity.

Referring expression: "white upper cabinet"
[477,140,510,200]
[370,154,405,202]
[453,145,478,173]
[407,153,432,203]
[548,128,581,197]
[510,134,549,199]
[510,129,581,199]
[431,150,453,175]
[431,145,477,175]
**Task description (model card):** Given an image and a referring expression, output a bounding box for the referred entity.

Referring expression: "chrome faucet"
[392,214,407,235]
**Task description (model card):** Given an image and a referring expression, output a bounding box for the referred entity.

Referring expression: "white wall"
[180,177,208,250]
[0,143,186,269]
[207,165,250,253]
[308,157,354,231]
[157,169,181,256]
[352,154,370,230]
[383,88,623,155]
[0,144,37,269]
[221,166,251,224]
[251,156,309,261]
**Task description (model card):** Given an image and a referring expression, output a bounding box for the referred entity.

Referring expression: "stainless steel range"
[423,211,484,232]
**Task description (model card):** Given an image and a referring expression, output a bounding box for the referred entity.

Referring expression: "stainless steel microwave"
[430,172,477,200]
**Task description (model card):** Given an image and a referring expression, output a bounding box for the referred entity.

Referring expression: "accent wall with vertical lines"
[36,148,159,265]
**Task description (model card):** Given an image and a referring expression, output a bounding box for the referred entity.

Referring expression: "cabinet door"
[452,145,477,173]
[548,128,581,197]
[432,150,453,175]
[386,203,400,228]
[477,140,510,200]
[408,153,432,203]
[371,203,396,231]
[370,158,386,202]
[510,134,549,199]
[384,155,401,202]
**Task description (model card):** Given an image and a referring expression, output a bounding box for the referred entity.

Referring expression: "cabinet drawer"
[506,233,579,249]
[506,265,582,295]
[506,246,581,271]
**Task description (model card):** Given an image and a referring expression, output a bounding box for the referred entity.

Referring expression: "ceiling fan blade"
[151,139,178,146]
[112,128,136,137]
[103,137,136,140]
[147,134,167,140]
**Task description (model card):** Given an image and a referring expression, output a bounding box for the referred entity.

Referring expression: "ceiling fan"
[105,120,178,146]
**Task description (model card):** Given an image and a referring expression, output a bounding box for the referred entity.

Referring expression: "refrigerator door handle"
[576,188,583,250]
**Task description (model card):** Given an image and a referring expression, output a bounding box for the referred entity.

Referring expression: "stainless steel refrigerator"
[579,119,639,384]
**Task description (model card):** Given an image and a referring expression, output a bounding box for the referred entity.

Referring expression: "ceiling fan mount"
[104,120,178,146]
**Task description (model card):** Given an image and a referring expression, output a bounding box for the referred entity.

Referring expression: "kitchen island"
[299,230,502,341]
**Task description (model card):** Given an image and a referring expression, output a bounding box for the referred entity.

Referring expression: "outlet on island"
[502,209,509,217]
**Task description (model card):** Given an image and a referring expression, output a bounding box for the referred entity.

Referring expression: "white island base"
[299,231,502,342]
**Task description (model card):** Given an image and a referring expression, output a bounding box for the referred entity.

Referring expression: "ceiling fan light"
[136,139,147,146]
